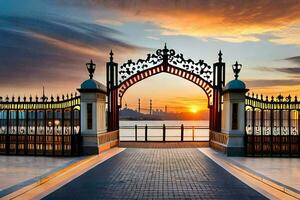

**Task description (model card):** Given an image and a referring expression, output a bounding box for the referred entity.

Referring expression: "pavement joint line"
[199,148,300,200]
[2,148,126,200]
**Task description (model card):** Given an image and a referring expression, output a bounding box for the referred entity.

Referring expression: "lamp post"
[232,61,242,80]
[86,59,96,79]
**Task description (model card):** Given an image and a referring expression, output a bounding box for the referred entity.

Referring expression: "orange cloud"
[84,0,300,43]
[270,26,300,45]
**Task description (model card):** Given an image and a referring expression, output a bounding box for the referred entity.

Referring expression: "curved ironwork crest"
[119,44,213,85]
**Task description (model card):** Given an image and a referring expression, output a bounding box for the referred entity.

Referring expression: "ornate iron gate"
[0,94,81,156]
[245,94,300,157]
[107,45,225,133]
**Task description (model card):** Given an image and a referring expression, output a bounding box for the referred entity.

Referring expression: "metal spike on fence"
[62,94,65,100]
[252,93,254,98]
[260,94,263,100]
[271,96,274,102]
[75,92,77,97]
[57,95,60,101]
[12,96,15,102]
[266,96,269,102]
[23,96,26,102]
[51,95,54,102]
[36,95,39,102]
[66,94,69,99]
[256,94,258,99]
[71,93,73,98]
[29,95,32,102]
[18,96,20,102]
[295,96,298,102]
[6,96,9,102]
[0,96,2,102]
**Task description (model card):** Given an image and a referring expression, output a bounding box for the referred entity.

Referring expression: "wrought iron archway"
[107,44,225,133]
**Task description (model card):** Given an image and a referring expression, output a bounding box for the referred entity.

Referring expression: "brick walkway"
[119,141,209,148]
[43,149,266,200]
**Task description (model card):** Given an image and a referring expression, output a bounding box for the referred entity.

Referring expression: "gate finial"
[109,50,114,62]
[218,50,223,63]
[86,59,96,79]
[232,61,242,80]
[164,43,167,49]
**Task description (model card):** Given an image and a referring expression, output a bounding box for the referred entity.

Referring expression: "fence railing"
[0,94,81,156]
[245,94,300,157]
[119,124,209,142]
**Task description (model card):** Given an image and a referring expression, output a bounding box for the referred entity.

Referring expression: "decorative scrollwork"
[246,124,252,135]
[255,126,260,135]
[168,53,212,83]
[264,127,271,135]
[273,126,280,136]
[118,45,213,84]
[0,127,6,134]
[291,126,297,135]
[282,127,288,135]
[119,52,163,81]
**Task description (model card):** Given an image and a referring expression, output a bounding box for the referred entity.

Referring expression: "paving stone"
[43,149,267,200]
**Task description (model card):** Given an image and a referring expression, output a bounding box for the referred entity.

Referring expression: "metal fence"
[245,94,300,157]
[120,124,209,142]
[0,94,81,156]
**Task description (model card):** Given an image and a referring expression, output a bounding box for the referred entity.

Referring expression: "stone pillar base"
[82,146,99,155]
[81,130,120,155]
[209,130,245,157]
[209,130,228,154]
[97,130,119,153]
[226,147,245,156]
[98,140,119,153]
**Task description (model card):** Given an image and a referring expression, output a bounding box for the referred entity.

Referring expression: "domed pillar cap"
[77,79,107,94]
[223,79,249,93]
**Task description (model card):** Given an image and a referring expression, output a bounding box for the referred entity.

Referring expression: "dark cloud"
[285,56,300,65]
[245,79,300,87]
[251,65,300,75]
[0,15,143,95]
[275,67,300,74]
[250,66,273,72]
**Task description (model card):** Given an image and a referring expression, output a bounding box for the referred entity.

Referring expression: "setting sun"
[189,105,199,113]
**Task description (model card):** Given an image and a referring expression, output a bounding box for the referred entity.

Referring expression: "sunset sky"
[1,0,300,112]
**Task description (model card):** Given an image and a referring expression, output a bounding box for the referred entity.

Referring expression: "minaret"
[138,98,141,113]
[149,99,152,115]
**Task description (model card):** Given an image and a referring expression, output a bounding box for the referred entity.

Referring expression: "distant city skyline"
[123,97,207,114]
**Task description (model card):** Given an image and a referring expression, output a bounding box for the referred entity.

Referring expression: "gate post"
[107,50,119,132]
[222,62,248,156]
[212,51,225,132]
[78,60,115,155]
[210,61,248,156]
[221,81,248,156]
